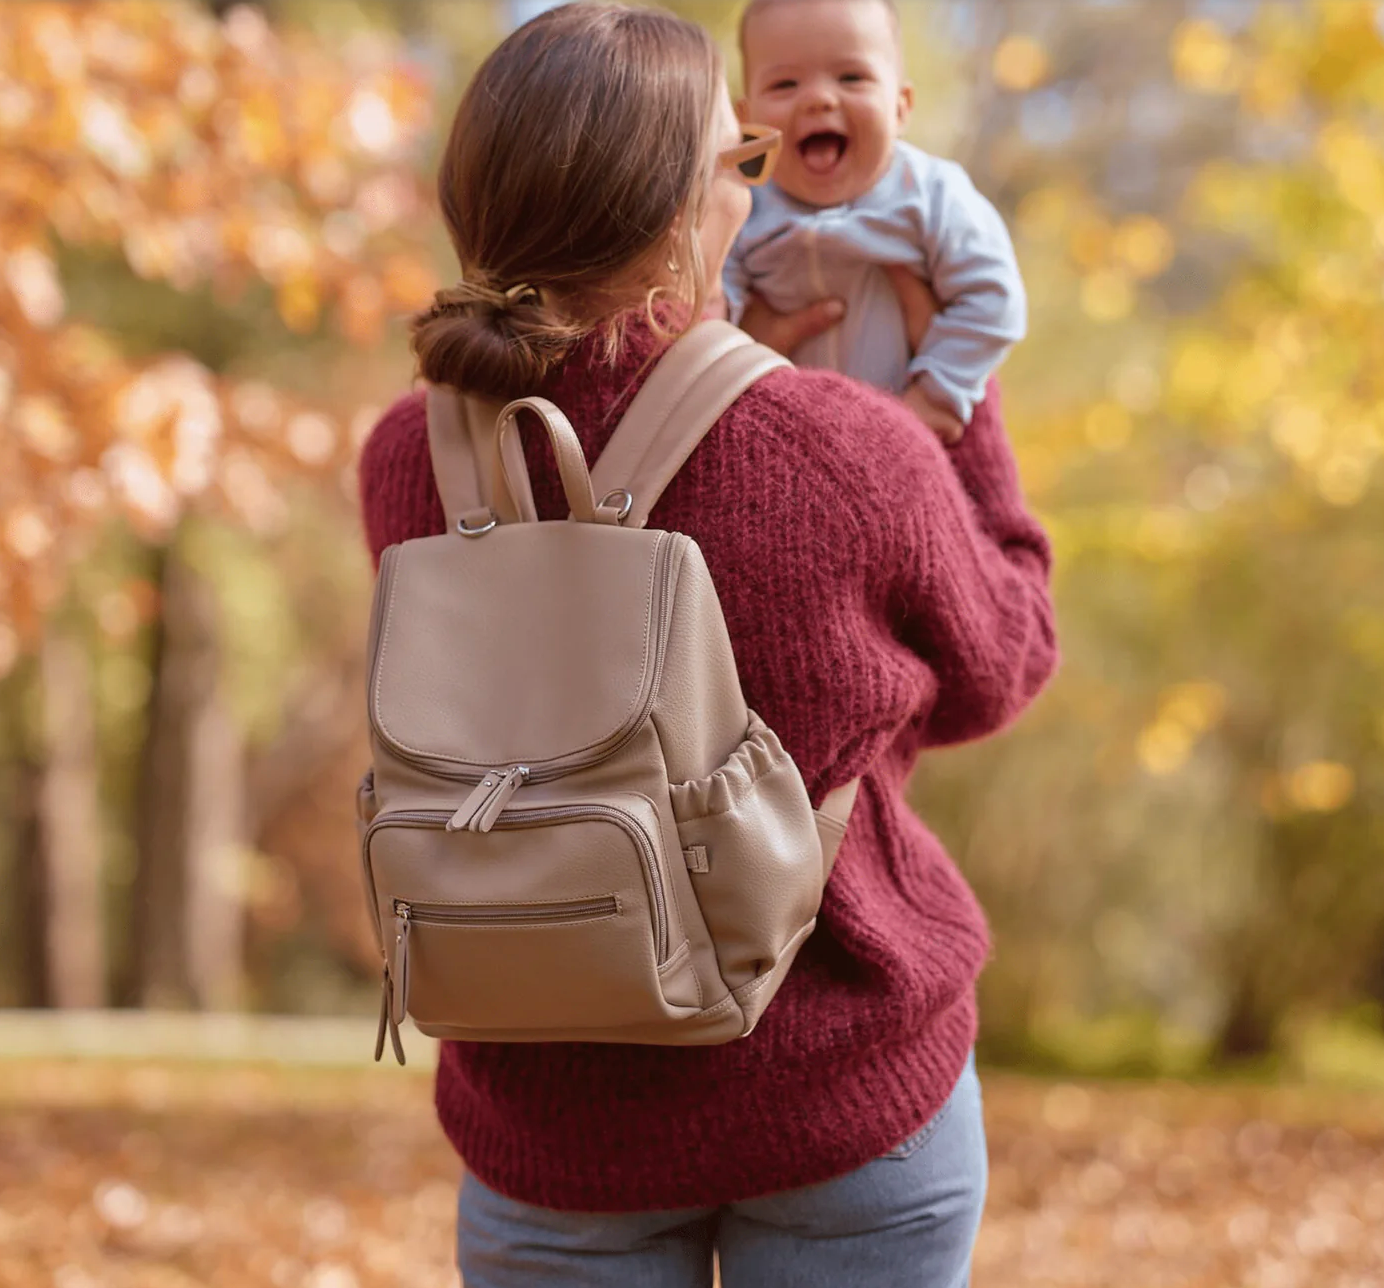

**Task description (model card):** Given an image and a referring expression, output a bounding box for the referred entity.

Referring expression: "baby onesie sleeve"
[905,155,1028,425]
[721,239,751,326]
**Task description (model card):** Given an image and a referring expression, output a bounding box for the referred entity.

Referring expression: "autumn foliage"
[0,1,437,663]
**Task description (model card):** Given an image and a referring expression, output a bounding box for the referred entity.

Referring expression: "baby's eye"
[768,78,797,91]
[840,72,870,84]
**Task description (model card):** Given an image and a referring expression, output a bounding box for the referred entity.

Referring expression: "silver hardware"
[599,489,634,524]
[458,511,498,537]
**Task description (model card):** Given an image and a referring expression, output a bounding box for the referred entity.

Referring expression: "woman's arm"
[357,392,447,568]
[883,380,1057,746]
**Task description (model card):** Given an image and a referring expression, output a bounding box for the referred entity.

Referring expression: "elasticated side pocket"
[669,713,824,993]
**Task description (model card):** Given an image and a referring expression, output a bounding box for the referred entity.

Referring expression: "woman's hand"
[884,265,939,352]
[739,292,845,358]
[884,266,965,444]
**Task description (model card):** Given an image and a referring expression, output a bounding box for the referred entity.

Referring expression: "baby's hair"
[737,0,901,64]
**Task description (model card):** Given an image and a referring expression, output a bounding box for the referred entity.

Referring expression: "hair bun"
[411,278,578,398]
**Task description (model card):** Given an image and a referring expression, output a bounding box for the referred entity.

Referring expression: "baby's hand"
[903,381,965,445]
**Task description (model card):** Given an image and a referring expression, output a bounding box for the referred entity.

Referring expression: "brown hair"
[412,4,722,398]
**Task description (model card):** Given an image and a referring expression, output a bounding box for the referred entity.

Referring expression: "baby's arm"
[906,157,1027,427]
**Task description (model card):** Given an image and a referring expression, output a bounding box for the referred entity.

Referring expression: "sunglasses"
[717,124,782,186]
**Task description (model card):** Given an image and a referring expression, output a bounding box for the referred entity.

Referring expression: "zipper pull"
[446,765,529,833]
[391,902,411,1055]
[375,958,406,1066]
[473,764,529,832]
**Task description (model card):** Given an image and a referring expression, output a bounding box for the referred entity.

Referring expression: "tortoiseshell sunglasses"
[717,123,782,186]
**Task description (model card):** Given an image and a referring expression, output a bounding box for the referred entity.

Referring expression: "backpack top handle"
[457,396,629,534]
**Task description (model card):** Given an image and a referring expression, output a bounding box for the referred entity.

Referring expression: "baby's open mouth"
[798,131,848,176]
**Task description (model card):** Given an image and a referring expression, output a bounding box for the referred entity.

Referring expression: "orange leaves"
[0,1,441,667]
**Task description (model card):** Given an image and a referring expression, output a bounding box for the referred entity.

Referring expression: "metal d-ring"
[599,489,634,524]
[457,511,498,538]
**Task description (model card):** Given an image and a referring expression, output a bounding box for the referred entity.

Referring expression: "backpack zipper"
[366,804,668,962]
[393,895,618,927]
[368,534,680,788]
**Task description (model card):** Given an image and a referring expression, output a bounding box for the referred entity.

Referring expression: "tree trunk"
[37,630,105,1008]
[11,756,50,1007]
[1212,974,1276,1064]
[184,685,247,1011]
[128,536,246,1009]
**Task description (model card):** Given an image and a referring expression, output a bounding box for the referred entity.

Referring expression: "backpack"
[358,320,858,1063]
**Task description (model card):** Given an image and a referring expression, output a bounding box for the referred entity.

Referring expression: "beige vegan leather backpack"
[359,320,857,1063]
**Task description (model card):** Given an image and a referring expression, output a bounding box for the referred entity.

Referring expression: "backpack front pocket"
[364,797,693,1034]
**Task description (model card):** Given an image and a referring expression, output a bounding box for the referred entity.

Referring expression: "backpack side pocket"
[670,714,824,995]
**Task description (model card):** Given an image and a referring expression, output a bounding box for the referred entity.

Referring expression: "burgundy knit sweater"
[358,315,1056,1212]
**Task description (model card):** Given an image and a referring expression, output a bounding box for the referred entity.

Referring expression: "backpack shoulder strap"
[590,320,862,863]
[588,319,789,530]
[425,385,539,529]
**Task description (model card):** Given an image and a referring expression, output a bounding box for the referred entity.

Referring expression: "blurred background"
[1,0,1382,1088]
[7,4,1384,1286]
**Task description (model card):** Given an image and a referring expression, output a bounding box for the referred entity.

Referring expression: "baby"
[725,0,1026,441]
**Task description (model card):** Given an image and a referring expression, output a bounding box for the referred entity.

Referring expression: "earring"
[667,255,679,274]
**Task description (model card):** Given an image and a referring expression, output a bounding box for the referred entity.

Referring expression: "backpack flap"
[369,398,679,786]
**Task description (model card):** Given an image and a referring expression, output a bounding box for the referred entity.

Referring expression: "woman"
[358,6,1056,1285]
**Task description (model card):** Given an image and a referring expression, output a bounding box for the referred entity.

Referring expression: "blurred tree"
[915,0,1384,1070]
[0,0,437,1008]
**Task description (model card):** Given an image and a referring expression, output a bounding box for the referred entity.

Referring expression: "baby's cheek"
[746,95,791,132]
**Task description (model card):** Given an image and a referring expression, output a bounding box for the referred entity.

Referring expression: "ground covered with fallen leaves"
[2,1059,1382,1288]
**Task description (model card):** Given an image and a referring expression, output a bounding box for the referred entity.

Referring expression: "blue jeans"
[456,1053,986,1287]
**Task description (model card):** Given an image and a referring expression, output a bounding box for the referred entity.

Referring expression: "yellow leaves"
[1241,54,1300,120]
[1269,403,1379,505]
[232,89,291,171]
[1111,216,1175,281]
[1172,19,1242,95]
[1109,360,1162,414]
[1016,184,1074,242]
[276,270,322,334]
[993,36,1051,93]
[1262,762,1357,816]
[1187,160,1258,233]
[1080,270,1135,322]
[1137,682,1227,777]
[1167,333,1228,416]
[1316,121,1384,216]
[1316,453,1372,507]
[1084,403,1133,453]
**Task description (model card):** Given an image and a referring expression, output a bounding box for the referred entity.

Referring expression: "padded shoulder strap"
[426,385,539,528]
[588,320,789,530]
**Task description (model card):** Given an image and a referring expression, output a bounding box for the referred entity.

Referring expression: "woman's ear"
[897,81,915,129]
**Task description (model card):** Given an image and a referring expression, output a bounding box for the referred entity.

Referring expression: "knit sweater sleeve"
[873,379,1057,746]
[357,391,446,568]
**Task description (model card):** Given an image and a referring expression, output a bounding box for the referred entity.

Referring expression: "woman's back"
[360,313,1054,1210]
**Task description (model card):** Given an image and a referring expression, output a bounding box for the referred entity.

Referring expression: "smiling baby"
[725,0,1026,440]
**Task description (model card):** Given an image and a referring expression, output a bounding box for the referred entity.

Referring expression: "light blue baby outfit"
[724,141,1026,424]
